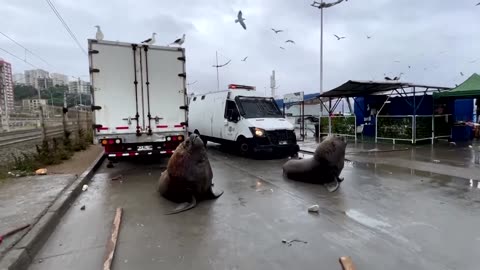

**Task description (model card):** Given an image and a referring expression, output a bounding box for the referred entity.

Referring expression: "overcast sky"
[1,0,479,97]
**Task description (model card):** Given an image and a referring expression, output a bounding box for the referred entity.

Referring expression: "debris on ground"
[0,224,31,245]
[308,205,320,213]
[281,239,308,246]
[339,256,356,270]
[433,160,440,163]
[82,184,88,191]
[324,180,340,193]
[104,208,123,270]
[35,168,48,175]
[111,175,123,181]
[469,145,473,148]
[80,205,86,210]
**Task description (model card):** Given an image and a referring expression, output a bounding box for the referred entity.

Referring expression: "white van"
[188,84,299,156]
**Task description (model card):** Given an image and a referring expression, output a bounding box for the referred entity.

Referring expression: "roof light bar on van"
[228,84,256,90]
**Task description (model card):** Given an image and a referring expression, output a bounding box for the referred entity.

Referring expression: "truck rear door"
[89,40,141,134]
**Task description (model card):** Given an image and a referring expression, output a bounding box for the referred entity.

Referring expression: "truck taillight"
[178,136,183,141]
[100,139,122,145]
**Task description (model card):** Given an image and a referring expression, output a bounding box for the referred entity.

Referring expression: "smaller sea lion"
[157,133,224,214]
[282,135,347,192]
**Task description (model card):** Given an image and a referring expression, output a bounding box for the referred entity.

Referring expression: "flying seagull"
[334,34,346,40]
[285,40,295,44]
[460,72,464,76]
[94,25,104,41]
[170,34,185,46]
[235,10,247,30]
[392,73,404,81]
[385,76,393,81]
[271,28,283,34]
[476,2,480,5]
[408,65,411,69]
[142,33,157,44]
[279,46,285,50]
[241,56,248,61]
[311,0,347,9]
[366,35,372,39]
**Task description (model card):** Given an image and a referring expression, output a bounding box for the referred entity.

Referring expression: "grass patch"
[0,128,94,179]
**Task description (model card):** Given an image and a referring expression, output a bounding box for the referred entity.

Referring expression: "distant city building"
[24,69,49,89]
[22,98,47,112]
[50,73,68,86]
[0,58,14,113]
[37,77,53,90]
[68,80,91,94]
[13,73,25,84]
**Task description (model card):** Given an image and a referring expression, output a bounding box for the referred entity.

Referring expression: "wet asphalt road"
[29,144,480,270]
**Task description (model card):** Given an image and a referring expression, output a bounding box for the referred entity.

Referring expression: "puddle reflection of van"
[188,84,299,157]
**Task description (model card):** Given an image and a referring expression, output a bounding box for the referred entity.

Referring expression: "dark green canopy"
[433,73,480,99]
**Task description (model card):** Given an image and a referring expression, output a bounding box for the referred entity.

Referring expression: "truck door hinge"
[90,68,100,73]
[179,105,188,111]
[177,56,186,61]
[178,73,186,78]
[122,117,133,125]
[89,49,99,54]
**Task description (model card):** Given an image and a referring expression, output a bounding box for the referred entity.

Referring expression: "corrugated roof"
[319,80,450,98]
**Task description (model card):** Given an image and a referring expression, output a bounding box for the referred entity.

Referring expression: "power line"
[45,0,87,56]
[0,31,53,68]
[0,46,41,69]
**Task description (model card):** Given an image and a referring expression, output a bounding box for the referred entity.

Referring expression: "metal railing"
[376,114,452,144]
[320,115,357,141]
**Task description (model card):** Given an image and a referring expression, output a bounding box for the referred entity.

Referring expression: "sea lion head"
[183,133,206,153]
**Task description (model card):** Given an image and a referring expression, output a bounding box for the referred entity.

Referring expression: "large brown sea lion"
[157,133,224,214]
[282,135,347,192]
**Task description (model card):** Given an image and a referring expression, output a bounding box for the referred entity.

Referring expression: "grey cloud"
[1,0,479,98]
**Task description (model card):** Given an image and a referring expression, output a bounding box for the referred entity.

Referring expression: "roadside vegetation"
[0,128,94,179]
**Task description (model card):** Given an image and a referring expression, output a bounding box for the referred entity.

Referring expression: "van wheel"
[237,137,250,156]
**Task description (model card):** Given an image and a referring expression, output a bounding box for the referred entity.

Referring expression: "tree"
[14,85,38,101]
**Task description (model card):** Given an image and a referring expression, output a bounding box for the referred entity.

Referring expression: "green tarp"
[433,73,480,99]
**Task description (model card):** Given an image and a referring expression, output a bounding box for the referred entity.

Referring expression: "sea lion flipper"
[165,196,197,215]
[324,179,340,193]
[206,186,224,199]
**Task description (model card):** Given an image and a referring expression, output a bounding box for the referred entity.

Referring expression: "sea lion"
[282,135,347,192]
[157,133,224,214]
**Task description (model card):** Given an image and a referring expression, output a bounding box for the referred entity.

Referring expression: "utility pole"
[37,84,46,141]
[215,51,219,91]
[270,70,276,98]
[311,0,347,140]
[62,89,68,136]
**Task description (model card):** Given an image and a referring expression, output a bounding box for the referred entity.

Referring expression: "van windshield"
[236,97,283,118]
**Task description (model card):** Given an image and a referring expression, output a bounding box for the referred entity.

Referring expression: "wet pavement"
[0,174,77,258]
[28,144,480,270]
[299,139,480,179]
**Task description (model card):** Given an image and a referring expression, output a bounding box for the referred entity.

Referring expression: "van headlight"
[250,127,265,137]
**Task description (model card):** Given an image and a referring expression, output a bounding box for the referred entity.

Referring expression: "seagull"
[279,46,285,50]
[235,10,247,30]
[392,73,404,81]
[241,56,248,61]
[271,28,283,34]
[334,34,346,40]
[94,25,103,41]
[366,35,372,39]
[476,2,480,6]
[285,40,295,44]
[385,76,393,81]
[460,72,464,76]
[408,65,411,69]
[170,34,185,46]
[142,33,157,44]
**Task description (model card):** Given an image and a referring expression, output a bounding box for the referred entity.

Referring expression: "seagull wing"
[334,34,340,39]
[240,20,247,30]
[238,10,243,19]
[142,38,152,43]
[280,46,285,50]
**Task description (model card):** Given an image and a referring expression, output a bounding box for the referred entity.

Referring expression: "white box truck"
[188,84,299,156]
[88,39,188,164]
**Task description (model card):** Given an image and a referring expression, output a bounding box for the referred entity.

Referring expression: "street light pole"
[320,0,324,141]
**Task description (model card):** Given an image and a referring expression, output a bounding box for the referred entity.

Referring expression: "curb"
[0,151,106,270]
